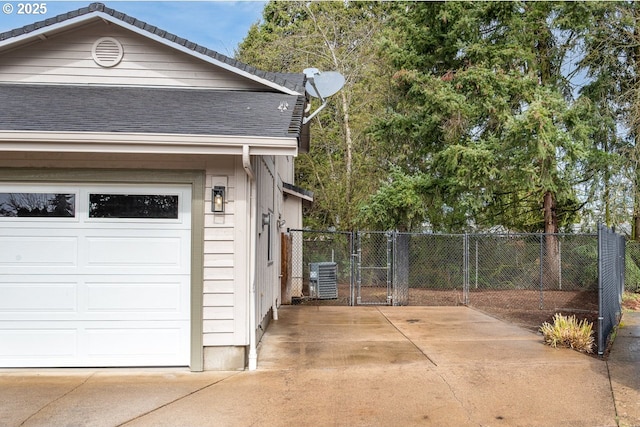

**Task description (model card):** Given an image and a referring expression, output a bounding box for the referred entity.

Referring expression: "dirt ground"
[623,292,640,311]
[465,289,599,332]
[298,283,600,335]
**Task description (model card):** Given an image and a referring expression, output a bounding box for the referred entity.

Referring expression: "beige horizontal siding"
[204,226,234,241]
[203,320,235,334]
[203,158,247,346]
[205,205,236,222]
[203,280,234,294]
[203,254,233,268]
[203,240,234,254]
[202,306,234,319]
[202,332,235,346]
[0,21,266,90]
[203,293,234,308]
[0,73,254,88]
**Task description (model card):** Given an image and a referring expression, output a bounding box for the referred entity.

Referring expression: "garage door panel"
[0,327,77,359]
[0,183,192,368]
[86,280,186,314]
[85,236,185,267]
[0,283,77,313]
[0,276,189,321]
[0,236,78,267]
[0,322,189,367]
[85,324,189,360]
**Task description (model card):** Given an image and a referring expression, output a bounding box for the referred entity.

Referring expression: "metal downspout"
[243,145,258,371]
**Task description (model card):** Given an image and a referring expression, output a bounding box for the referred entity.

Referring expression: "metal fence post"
[539,234,544,309]
[598,224,604,355]
[619,234,625,304]
[350,231,356,306]
[463,234,469,305]
[392,231,396,305]
[356,232,362,305]
[387,231,393,305]
[467,236,478,292]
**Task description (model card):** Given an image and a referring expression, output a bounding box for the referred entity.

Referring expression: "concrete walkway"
[0,306,637,427]
[608,311,640,427]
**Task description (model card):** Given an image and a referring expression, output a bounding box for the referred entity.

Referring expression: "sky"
[0,1,267,57]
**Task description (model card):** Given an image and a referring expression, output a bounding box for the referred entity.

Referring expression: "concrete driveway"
[1,306,637,427]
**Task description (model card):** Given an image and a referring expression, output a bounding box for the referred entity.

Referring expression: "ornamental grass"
[539,313,594,354]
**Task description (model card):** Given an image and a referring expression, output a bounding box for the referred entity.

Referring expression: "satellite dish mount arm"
[302,68,345,125]
[303,76,327,124]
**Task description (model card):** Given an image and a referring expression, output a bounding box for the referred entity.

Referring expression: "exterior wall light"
[212,186,225,213]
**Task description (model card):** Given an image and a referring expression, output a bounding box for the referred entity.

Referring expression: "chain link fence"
[289,229,354,305]
[625,241,640,292]
[390,233,599,333]
[598,224,625,355]
[286,229,624,348]
[467,233,599,333]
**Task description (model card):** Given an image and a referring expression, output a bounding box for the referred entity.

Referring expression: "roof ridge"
[0,2,305,94]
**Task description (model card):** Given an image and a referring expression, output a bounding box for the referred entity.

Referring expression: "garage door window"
[89,194,179,219]
[0,193,75,217]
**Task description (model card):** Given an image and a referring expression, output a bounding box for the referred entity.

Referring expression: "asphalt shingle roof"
[0,84,305,139]
[0,2,305,95]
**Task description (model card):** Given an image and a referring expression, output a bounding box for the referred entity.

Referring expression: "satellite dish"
[303,67,320,78]
[304,70,345,99]
[302,68,346,124]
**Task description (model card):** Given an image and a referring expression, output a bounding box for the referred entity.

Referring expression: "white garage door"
[0,183,191,367]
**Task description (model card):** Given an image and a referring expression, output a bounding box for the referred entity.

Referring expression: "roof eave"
[0,131,300,156]
[283,183,314,202]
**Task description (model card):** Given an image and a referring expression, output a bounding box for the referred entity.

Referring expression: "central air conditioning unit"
[309,262,338,300]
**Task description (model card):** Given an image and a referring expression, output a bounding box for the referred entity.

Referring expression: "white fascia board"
[0,131,299,156]
[0,13,98,49]
[0,12,302,96]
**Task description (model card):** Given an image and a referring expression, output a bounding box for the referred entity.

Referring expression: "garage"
[0,1,309,370]
[0,183,192,367]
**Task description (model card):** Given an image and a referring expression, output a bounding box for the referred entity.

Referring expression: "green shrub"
[539,313,594,353]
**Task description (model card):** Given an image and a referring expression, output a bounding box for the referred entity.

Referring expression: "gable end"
[0,2,305,95]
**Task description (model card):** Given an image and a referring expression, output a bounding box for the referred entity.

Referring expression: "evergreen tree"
[579,1,640,236]
[237,1,399,230]
[372,2,594,234]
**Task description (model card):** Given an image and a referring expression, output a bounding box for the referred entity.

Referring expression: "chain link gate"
[288,229,355,305]
[287,229,395,306]
[355,231,393,305]
[393,233,467,306]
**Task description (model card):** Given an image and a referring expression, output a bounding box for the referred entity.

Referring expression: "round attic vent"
[92,37,124,68]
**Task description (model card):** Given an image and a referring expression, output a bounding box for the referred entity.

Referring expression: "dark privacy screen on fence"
[598,224,625,355]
